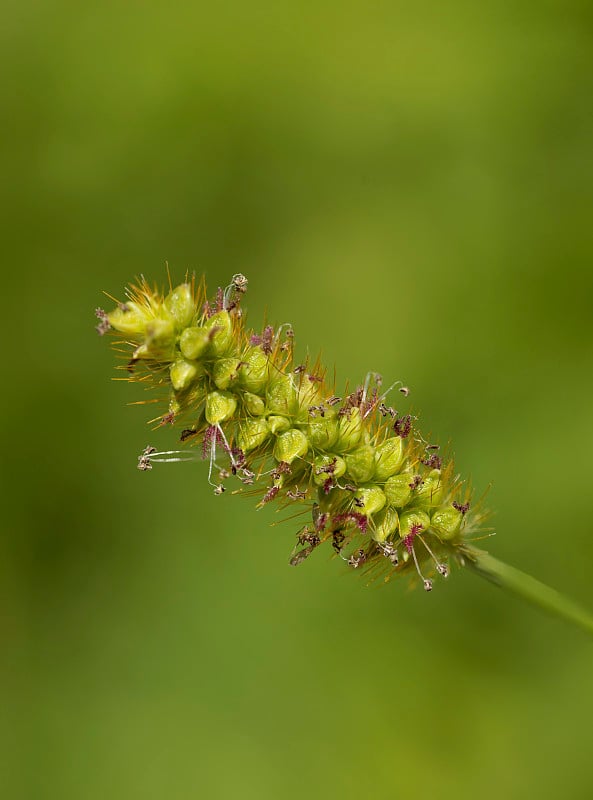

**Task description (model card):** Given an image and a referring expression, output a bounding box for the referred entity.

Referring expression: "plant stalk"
[463,546,593,637]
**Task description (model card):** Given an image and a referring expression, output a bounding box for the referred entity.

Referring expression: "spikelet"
[96,272,492,592]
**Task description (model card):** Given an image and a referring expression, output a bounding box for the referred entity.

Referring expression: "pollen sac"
[238,347,269,394]
[266,375,297,416]
[399,509,431,537]
[213,357,242,390]
[345,444,375,484]
[204,310,233,356]
[383,472,414,507]
[237,418,271,453]
[353,486,386,516]
[164,283,195,329]
[179,326,210,360]
[431,507,464,541]
[273,428,309,464]
[372,506,399,543]
[335,407,363,451]
[373,437,404,481]
[205,390,237,424]
[243,392,266,416]
[413,469,444,507]
[170,358,204,392]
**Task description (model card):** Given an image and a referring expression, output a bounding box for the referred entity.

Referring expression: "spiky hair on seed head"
[97,272,490,592]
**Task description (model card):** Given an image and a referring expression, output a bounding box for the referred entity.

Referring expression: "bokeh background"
[3,2,593,798]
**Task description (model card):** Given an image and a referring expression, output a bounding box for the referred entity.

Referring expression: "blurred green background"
[2,1,593,798]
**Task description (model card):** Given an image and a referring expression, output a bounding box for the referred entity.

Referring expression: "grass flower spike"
[97,272,593,634]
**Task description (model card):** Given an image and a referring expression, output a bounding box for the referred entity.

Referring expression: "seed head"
[97,272,486,594]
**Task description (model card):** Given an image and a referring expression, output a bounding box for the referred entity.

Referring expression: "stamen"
[207,434,217,486]
[272,322,294,349]
[222,273,248,309]
[216,424,238,469]
[453,500,471,515]
[410,544,433,591]
[137,446,199,470]
[361,372,382,418]
[290,544,316,566]
[421,453,443,469]
[297,527,321,547]
[377,379,409,407]
[403,523,433,590]
[394,414,413,438]
[418,535,449,578]
[95,308,111,336]
[343,549,367,568]
[377,541,399,566]
[286,488,307,500]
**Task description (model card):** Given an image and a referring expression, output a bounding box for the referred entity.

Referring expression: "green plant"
[96,273,593,634]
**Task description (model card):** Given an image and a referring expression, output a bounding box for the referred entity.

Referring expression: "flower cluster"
[97,273,487,591]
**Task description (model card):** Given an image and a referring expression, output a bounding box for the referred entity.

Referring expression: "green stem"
[463,546,593,637]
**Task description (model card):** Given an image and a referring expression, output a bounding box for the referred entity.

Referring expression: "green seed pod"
[414,469,444,508]
[296,380,324,415]
[237,418,271,453]
[383,473,414,507]
[205,390,237,424]
[179,326,210,361]
[354,486,386,516]
[273,428,309,464]
[345,444,375,484]
[268,415,291,434]
[305,416,339,449]
[399,509,431,538]
[132,317,176,360]
[213,357,242,390]
[108,301,151,337]
[335,408,363,451]
[146,317,175,343]
[243,392,266,416]
[317,484,351,512]
[204,311,233,356]
[170,359,204,392]
[373,437,404,481]
[312,454,346,486]
[431,507,463,541]
[267,374,297,416]
[238,347,269,394]
[372,507,399,543]
[164,283,195,330]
